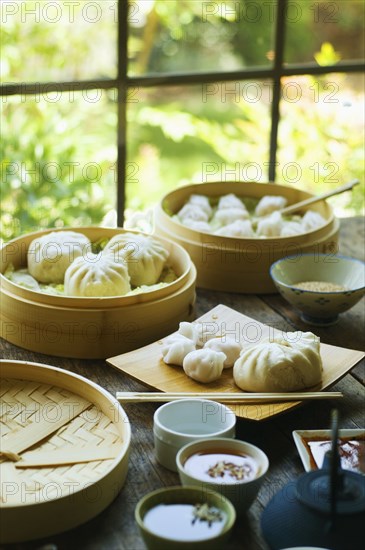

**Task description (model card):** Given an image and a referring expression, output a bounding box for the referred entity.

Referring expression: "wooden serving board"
[107,305,364,421]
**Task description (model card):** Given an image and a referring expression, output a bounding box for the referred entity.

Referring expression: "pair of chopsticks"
[116,391,343,404]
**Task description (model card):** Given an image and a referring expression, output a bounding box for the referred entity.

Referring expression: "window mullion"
[268,0,287,182]
[117,0,129,227]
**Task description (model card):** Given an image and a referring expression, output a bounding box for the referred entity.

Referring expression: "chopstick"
[116,391,343,404]
[280,179,359,215]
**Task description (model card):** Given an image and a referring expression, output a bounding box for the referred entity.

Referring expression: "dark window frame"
[1,0,363,226]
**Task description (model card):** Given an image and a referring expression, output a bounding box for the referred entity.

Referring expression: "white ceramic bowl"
[153,399,236,472]
[176,438,269,515]
[270,253,365,326]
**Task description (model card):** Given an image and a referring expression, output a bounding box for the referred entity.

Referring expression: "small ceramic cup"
[176,438,269,515]
[153,399,236,472]
[135,485,236,550]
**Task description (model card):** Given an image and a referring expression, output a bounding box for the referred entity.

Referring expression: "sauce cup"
[176,438,269,514]
[153,399,236,472]
[135,485,236,550]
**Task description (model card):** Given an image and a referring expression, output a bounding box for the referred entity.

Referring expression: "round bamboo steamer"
[0,228,196,358]
[0,359,131,543]
[154,181,339,293]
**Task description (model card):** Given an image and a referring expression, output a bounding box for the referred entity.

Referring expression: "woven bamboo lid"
[0,360,131,543]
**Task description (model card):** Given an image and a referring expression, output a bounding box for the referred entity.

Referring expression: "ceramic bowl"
[135,485,236,550]
[176,438,269,515]
[153,399,236,472]
[270,253,365,326]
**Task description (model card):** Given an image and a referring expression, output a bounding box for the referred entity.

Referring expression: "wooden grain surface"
[0,217,364,550]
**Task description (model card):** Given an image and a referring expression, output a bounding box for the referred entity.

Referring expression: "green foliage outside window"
[1,1,364,243]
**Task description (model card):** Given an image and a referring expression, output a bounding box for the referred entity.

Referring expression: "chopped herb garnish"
[192,503,223,527]
[207,460,253,481]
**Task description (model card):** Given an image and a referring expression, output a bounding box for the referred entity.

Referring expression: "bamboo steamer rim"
[0,359,131,508]
[1,262,197,316]
[158,180,335,243]
[0,226,193,308]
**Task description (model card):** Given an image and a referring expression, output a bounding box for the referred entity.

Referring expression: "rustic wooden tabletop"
[1,217,364,550]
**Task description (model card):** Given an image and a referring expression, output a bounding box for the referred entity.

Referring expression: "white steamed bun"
[64,253,130,297]
[233,331,322,392]
[27,231,90,284]
[104,232,169,287]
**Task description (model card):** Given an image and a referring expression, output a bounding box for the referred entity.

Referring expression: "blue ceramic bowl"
[270,253,365,326]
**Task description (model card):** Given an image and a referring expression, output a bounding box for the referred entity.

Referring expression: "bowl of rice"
[270,253,365,325]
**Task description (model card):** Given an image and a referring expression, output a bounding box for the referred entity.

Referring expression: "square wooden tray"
[107,305,364,421]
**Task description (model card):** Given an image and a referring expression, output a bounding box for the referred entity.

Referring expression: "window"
[1,0,364,241]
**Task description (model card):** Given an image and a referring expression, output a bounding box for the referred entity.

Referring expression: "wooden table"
[1,217,364,550]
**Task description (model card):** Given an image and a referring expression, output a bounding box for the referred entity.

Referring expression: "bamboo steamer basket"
[154,181,339,293]
[0,359,131,543]
[0,227,196,358]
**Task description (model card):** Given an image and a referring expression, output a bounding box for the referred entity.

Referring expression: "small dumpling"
[280,221,303,237]
[162,335,196,366]
[214,219,254,238]
[177,204,209,223]
[6,269,40,291]
[256,211,283,237]
[233,331,322,392]
[302,210,326,231]
[218,194,246,211]
[188,194,212,217]
[182,219,212,233]
[183,349,226,383]
[64,253,130,297]
[213,208,249,227]
[204,337,242,368]
[255,195,287,217]
[104,232,169,287]
[27,231,90,284]
[178,321,224,348]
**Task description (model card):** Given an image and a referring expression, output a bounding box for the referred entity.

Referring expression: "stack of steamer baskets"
[154,181,340,294]
[0,227,196,359]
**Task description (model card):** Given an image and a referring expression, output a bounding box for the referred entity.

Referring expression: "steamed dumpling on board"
[162,334,196,366]
[27,231,90,284]
[104,232,169,287]
[183,349,226,383]
[204,337,242,368]
[214,219,254,238]
[64,253,130,297]
[178,321,225,348]
[255,195,287,217]
[233,331,322,392]
[256,211,283,237]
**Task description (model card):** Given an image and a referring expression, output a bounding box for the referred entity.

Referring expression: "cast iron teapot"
[261,410,365,550]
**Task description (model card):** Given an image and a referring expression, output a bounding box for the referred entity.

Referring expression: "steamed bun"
[27,231,90,283]
[233,331,322,392]
[64,253,130,297]
[104,232,169,287]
